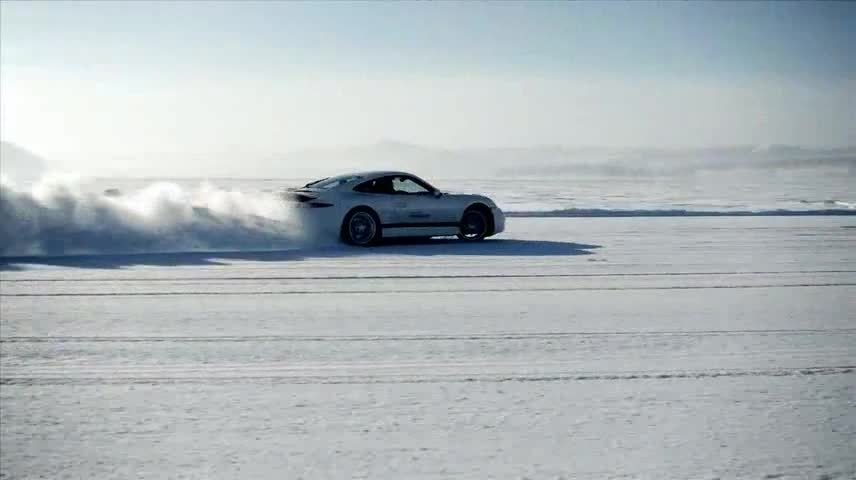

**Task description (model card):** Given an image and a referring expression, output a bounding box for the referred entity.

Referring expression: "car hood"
[442,193,498,207]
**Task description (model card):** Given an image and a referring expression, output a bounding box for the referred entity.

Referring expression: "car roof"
[345,171,415,180]
[302,171,429,192]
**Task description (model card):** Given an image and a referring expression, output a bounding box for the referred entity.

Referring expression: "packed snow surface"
[2,214,854,479]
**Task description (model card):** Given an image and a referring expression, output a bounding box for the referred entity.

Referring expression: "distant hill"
[495,145,856,177]
[0,142,48,181]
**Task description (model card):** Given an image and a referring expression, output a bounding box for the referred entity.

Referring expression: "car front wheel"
[457,208,489,241]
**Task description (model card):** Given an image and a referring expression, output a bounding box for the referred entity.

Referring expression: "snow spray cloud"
[0,175,303,257]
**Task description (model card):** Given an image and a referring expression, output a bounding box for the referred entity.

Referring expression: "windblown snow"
[0,176,300,256]
[2,167,854,258]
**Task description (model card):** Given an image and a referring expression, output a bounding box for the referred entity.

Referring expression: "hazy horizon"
[3,138,855,180]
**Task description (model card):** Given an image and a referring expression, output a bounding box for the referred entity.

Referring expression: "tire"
[457,208,489,241]
[341,208,382,246]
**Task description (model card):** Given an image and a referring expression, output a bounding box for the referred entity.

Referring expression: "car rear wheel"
[457,208,489,241]
[342,209,381,246]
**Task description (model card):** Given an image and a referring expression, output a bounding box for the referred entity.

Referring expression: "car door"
[389,175,439,224]
[352,176,407,225]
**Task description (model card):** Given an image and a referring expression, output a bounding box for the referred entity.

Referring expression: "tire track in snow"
[3,282,855,297]
[4,269,855,282]
[4,328,855,343]
[2,365,853,386]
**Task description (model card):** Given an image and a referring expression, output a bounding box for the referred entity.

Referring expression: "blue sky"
[3,1,854,76]
[1,1,854,172]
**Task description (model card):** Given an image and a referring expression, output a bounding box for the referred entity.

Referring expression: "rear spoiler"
[281,190,318,203]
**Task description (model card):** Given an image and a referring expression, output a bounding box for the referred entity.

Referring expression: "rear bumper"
[491,207,506,235]
[292,205,344,242]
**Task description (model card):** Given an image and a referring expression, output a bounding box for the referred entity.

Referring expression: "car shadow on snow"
[0,239,600,270]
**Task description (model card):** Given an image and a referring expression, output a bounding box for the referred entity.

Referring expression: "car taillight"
[281,191,331,207]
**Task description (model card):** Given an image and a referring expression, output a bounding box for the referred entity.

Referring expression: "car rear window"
[304,175,363,190]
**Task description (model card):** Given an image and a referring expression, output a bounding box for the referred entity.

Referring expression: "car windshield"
[304,175,364,190]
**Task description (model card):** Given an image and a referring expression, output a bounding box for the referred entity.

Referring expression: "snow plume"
[0,175,302,257]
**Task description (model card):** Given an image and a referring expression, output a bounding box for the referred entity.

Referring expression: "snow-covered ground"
[2,215,854,479]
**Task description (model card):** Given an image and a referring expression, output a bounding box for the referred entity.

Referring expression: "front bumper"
[491,207,506,235]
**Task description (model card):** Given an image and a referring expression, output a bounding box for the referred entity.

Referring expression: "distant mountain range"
[1,140,853,179]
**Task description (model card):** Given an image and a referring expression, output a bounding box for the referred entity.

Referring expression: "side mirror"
[433,190,443,198]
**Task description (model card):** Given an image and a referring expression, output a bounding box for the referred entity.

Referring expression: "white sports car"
[284,171,505,245]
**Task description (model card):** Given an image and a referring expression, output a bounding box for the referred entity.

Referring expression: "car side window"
[392,176,430,194]
[353,177,395,194]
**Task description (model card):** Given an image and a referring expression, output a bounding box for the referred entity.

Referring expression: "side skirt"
[381,222,460,229]
[381,225,461,238]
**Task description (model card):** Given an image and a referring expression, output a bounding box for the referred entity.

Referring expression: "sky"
[0,1,854,175]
